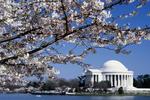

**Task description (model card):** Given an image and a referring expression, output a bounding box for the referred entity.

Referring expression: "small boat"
[36,95,41,97]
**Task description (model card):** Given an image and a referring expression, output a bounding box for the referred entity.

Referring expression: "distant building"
[84,60,150,93]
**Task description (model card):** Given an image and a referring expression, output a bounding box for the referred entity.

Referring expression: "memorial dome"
[101,60,128,72]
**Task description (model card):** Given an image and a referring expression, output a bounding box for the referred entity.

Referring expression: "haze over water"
[0,94,150,100]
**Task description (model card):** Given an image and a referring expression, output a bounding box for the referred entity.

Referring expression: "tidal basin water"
[0,94,150,100]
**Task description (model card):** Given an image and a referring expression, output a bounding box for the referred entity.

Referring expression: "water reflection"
[90,96,135,100]
[0,94,150,100]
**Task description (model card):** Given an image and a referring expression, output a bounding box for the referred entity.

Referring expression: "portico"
[102,73,133,88]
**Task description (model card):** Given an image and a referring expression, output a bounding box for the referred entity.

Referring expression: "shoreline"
[1,92,150,96]
[74,93,150,96]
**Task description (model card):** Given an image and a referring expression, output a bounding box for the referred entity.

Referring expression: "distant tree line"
[26,77,111,93]
[27,78,79,91]
[134,74,150,88]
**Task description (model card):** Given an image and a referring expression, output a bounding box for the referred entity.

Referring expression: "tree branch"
[0,22,150,64]
[60,0,69,34]
[102,0,123,10]
[0,27,42,44]
[0,23,96,64]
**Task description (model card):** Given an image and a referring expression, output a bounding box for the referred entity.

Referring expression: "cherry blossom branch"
[60,0,69,34]
[0,0,129,45]
[102,0,123,10]
[0,21,150,64]
[0,27,42,44]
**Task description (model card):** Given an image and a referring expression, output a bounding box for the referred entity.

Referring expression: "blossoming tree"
[0,0,150,84]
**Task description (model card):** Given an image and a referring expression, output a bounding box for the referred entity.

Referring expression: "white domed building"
[85,60,150,93]
[85,60,134,89]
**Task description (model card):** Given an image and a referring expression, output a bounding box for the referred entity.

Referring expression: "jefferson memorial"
[84,60,150,92]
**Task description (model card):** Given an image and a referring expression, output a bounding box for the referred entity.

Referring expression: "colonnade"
[104,74,133,87]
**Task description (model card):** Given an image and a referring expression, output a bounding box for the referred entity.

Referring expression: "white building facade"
[85,60,134,89]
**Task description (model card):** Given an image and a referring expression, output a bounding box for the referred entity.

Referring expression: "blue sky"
[55,40,150,79]
[111,1,150,27]
[54,1,150,79]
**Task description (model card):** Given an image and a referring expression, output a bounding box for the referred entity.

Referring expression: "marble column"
[131,75,133,87]
[93,75,94,83]
[110,75,113,87]
[122,75,124,87]
[124,75,127,87]
[118,75,120,87]
[128,75,130,87]
[116,75,118,87]
[95,75,97,82]
[120,75,122,87]
[91,75,93,86]
[130,75,132,87]
[114,75,117,87]
[126,75,128,87]
[103,75,105,81]
[109,75,111,82]
[109,75,111,83]
[119,75,122,87]
[123,75,125,87]
[124,75,126,87]
[129,75,131,87]
[121,75,123,87]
